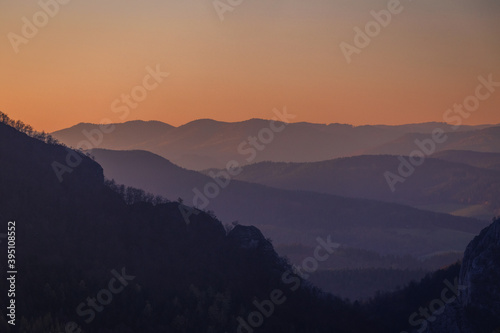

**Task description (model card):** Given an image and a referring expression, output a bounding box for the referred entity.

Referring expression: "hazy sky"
[1,0,499,132]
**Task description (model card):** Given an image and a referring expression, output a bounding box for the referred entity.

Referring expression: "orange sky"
[1,0,499,132]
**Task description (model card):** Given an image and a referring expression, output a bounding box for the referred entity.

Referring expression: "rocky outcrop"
[227,225,276,254]
[423,218,500,333]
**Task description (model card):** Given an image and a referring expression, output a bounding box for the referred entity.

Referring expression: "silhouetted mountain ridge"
[52,119,498,170]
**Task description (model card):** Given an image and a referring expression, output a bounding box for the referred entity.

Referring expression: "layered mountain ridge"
[52,120,499,170]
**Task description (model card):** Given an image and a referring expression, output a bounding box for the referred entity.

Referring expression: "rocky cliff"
[423,218,500,333]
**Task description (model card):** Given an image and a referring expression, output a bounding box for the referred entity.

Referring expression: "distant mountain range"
[52,120,499,170]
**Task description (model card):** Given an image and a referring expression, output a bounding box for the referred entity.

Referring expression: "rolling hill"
[363,126,500,156]
[210,154,500,220]
[433,150,500,171]
[89,148,489,266]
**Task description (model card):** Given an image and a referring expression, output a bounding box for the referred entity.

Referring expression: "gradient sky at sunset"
[1,0,499,132]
